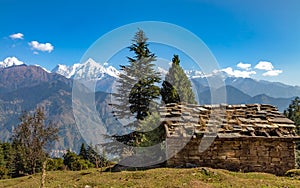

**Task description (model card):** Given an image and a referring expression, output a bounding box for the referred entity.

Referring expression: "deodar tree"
[161,54,197,104]
[284,96,300,135]
[284,96,300,150]
[111,29,161,146]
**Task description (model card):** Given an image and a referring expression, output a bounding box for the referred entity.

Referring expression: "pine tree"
[79,143,87,160]
[160,81,180,104]
[113,29,161,121]
[0,145,7,179]
[284,96,300,149]
[111,29,161,146]
[86,144,107,168]
[0,146,5,168]
[284,96,300,135]
[161,55,197,104]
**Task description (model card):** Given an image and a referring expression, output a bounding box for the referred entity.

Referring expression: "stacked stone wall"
[167,137,296,175]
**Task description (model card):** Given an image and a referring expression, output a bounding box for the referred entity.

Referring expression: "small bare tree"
[12,107,58,185]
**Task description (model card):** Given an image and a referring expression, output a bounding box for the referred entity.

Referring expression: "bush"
[47,158,64,171]
[71,158,92,171]
[0,166,9,179]
[63,150,93,171]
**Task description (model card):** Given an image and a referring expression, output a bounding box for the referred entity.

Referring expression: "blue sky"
[0,0,300,85]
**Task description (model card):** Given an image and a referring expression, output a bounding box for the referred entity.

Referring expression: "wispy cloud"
[221,67,256,78]
[9,33,24,40]
[237,62,251,70]
[29,41,54,53]
[263,70,283,76]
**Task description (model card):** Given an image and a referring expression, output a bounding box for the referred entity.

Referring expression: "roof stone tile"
[160,103,299,138]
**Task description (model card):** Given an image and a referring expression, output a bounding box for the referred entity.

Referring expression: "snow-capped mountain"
[185,70,207,78]
[51,60,300,100]
[0,57,24,68]
[52,58,119,79]
[157,67,168,75]
[34,64,51,73]
[52,64,73,78]
[157,66,208,79]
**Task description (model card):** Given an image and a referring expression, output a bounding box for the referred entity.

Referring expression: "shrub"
[63,150,93,171]
[47,158,64,171]
[0,166,8,179]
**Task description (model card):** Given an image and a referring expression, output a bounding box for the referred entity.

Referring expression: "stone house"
[160,103,300,175]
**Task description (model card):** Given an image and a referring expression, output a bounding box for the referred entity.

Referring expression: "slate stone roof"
[159,103,299,138]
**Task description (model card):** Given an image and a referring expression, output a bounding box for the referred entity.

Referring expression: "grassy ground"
[0,167,299,188]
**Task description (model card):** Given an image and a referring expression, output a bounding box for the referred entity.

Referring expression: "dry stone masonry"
[160,103,300,175]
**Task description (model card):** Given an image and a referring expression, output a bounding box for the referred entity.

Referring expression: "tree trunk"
[32,162,36,175]
[95,157,99,168]
[40,160,47,188]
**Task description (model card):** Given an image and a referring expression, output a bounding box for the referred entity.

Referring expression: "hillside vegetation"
[1,167,300,188]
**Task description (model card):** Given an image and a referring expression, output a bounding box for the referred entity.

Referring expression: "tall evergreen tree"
[111,29,161,146]
[284,96,300,150]
[284,96,300,135]
[113,29,161,121]
[79,143,87,160]
[86,144,108,168]
[0,147,4,167]
[161,55,197,104]
[2,143,15,178]
[160,81,180,104]
[0,146,7,179]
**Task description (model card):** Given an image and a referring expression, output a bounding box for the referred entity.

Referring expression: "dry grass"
[0,167,299,188]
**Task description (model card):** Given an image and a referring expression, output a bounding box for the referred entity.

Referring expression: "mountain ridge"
[0,64,119,152]
[0,57,298,151]
[52,58,119,79]
[51,58,300,98]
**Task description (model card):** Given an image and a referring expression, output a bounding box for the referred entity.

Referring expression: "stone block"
[249,149,258,156]
[270,152,280,158]
[271,158,281,163]
[227,157,240,163]
[188,150,198,156]
[239,157,248,161]
[257,150,269,157]
[188,156,200,160]
[245,158,259,163]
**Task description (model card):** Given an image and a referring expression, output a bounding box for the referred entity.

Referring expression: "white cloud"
[237,62,251,70]
[254,61,274,71]
[29,41,54,53]
[221,67,256,78]
[9,33,24,39]
[262,70,283,76]
[254,61,283,77]
[33,51,39,55]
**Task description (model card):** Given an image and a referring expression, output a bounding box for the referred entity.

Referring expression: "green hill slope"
[1,168,299,188]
